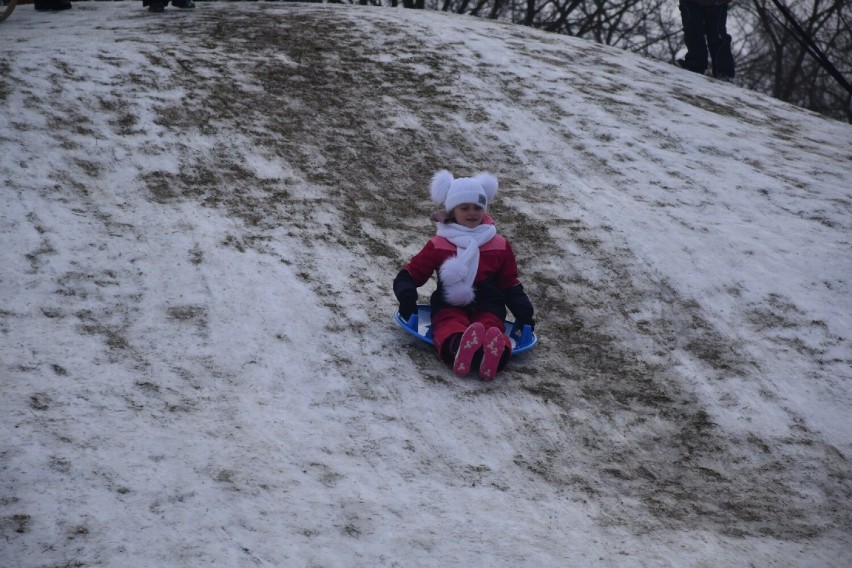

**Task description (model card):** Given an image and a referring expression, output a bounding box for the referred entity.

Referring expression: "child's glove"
[394,269,418,320]
[504,283,534,330]
[398,292,417,320]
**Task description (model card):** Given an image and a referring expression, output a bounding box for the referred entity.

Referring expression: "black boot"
[35,0,72,11]
[440,334,462,366]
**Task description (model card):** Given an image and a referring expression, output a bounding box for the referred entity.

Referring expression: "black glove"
[398,291,417,320]
[505,284,534,330]
[394,270,418,320]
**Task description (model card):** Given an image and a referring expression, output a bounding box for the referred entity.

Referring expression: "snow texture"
[1,3,851,567]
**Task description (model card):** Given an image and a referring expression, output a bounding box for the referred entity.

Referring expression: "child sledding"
[394,170,536,380]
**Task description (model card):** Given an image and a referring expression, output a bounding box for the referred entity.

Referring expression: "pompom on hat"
[430,170,498,212]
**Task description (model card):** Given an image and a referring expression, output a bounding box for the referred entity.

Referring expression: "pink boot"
[452,322,485,377]
[479,327,509,380]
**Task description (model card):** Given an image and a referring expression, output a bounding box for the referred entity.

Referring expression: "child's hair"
[444,205,483,223]
[429,209,455,224]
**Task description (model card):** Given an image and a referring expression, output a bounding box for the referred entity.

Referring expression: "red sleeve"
[403,240,443,287]
[497,240,522,290]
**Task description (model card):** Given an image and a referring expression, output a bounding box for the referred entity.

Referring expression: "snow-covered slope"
[2,3,850,566]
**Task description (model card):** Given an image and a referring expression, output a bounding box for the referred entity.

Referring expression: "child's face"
[451,203,484,228]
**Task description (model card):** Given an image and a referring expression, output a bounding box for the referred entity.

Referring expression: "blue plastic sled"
[394,305,537,355]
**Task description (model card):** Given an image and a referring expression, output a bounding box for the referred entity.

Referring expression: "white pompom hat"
[430,170,498,212]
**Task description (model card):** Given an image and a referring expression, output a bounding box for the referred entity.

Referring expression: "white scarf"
[436,223,497,306]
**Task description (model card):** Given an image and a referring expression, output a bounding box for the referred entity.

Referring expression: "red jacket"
[395,218,533,324]
[403,234,521,291]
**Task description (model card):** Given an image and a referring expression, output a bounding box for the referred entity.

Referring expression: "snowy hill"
[2,3,851,566]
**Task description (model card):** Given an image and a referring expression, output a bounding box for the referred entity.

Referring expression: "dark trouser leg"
[679,1,709,74]
[705,3,735,78]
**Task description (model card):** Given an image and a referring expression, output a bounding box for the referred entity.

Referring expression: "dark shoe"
[171,0,195,8]
[35,0,72,11]
[676,58,706,75]
[440,334,461,366]
[149,0,165,12]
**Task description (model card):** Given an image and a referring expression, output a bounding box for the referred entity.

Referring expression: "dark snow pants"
[679,1,735,79]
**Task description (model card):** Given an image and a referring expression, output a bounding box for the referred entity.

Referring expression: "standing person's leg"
[705,3,735,79]
[679,0,710,74]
